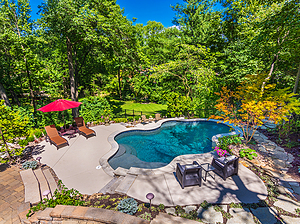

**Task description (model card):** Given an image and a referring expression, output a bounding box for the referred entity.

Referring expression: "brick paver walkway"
[0,164,24,224]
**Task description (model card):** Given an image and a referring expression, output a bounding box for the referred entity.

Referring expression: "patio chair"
[141,115,149,124]
[211,155,239,180]
[44,125,69,149]
[74,117,96,139]
[154,113,161,122]
[176,161,202,189]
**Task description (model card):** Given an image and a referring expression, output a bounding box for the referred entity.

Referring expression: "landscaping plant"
[239,148,258,160]
[22,161,38,170]
[0,101,29,164]
[209,74,300,143]
[117,198,138,215]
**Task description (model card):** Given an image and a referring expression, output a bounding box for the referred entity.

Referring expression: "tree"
[209,74,300,143]
[0,100,29,163]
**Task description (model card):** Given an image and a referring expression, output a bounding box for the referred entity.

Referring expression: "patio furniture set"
[44,117,96,149]
[176,155,239,189]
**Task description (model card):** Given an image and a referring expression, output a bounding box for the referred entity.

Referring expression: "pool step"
[98,176,125,194]
[115,174,137,194]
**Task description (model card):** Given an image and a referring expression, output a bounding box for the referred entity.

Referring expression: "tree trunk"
[0,83,11,107]
[66,37,79,118]
[0,127,12,162]
[261,54,278,95]
[117,69,122,99]
[10,90,20,106]
[293,62,300,94]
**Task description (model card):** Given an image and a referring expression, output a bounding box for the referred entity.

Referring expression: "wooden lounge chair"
[44,125,68,149]
[141,115,149,124]
[155,113,161,122]
[74,117,96,139]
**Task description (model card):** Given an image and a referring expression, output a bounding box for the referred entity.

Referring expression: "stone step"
[99,176,125,194]
[115,174,137,194]
[43,169,58,197]
[20,168,41,205]
[150,212,200,224]
[34,169,50,200]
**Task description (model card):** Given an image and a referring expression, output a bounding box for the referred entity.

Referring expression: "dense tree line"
[0,0,299,118]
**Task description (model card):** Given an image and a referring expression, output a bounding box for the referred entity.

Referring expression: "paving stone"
[84,207,114,222]
[291,186,300,195]
[165,207,176,216]
[197,205,223,223]
[227,208,255,224]
[251,207,278,224]
[183,205,197,214]
[264,144,276,151]
[71,206,89,219]
[274,195,300,214]
[281,216,300,224]
[50,205,67,218]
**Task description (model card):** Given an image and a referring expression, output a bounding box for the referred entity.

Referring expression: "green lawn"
[110,100,167,116]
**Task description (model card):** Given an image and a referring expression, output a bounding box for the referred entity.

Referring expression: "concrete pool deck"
[32,120,267,206]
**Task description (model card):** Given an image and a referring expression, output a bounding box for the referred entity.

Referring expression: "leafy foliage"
[239,148,258,160]
[217,135,242,153]
[26,180,84,218]
[117,198,138,215]
[0,101,29,163]
[210,74,300,143]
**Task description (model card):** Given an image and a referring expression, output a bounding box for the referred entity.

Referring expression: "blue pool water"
[111,121,231,168]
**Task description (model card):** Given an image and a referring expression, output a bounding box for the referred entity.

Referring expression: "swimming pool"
[108,120,232,170]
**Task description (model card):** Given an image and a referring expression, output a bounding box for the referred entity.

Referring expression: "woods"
[0,0,299,121]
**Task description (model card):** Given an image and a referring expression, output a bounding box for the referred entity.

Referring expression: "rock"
[227,208,255,224]
[273,159,286,168]
[264,144,276,151]
[281,216,300,224]
[274,195,300,214]
[250,207,278,224]
[197,205,223,224]
[183,206,197,214]
[165,207,176,216]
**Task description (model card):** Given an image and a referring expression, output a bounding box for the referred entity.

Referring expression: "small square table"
[200,163,215,181]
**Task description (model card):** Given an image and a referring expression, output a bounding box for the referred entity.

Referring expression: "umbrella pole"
[62,112,66,130]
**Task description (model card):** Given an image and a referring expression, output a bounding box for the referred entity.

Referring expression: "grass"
[110,100,167,116]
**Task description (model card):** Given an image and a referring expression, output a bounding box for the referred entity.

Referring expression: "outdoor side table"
[201,163,215,181]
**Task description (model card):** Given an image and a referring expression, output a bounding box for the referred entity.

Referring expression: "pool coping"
[99,118,243,177]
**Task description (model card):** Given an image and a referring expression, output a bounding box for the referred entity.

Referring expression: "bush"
[55,125,61,131]
[42,129,47,136]
[18,139,28,147]
[158,204,165,210]
[22,161,38,170]
[26,135,35,142]
[127,117,133,122]
[239,148,257,160]
[218,135,242,153]
[34,130,42,138]
[114,118,128,123]
[117,198,138,215]
[79,96,113,123]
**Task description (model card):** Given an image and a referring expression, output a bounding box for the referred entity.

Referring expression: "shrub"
[22,161,38,170]
[18,139,28,147]
[127,117,133,122]
[34,130,42,138]
[55,125,61,131]
[42,129,47,136]
[114,118,128,123]
[138,212,152,221]
[214,146,227,157]
[158,203,165,210]
[239,148,258,160]
[117,198,138,215]
[26,135,35,142]
[218,135,242,153]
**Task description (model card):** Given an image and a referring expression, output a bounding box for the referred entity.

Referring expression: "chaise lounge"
[74,117,96,139]
[44,125,69,149]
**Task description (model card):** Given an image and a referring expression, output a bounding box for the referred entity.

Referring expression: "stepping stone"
[227,208,255,224]
[197,205,223,223]
[274,195,300,214]
[281,216,300,224]
[165,207,176,216]
[184,205,197,214]
[43,169,58,197]
[20,169,41,204]
[115,174,137,194]
[251,207,278,224]
[34,169,50,200]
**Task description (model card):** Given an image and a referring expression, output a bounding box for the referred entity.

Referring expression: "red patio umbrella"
[38,99,82,128]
